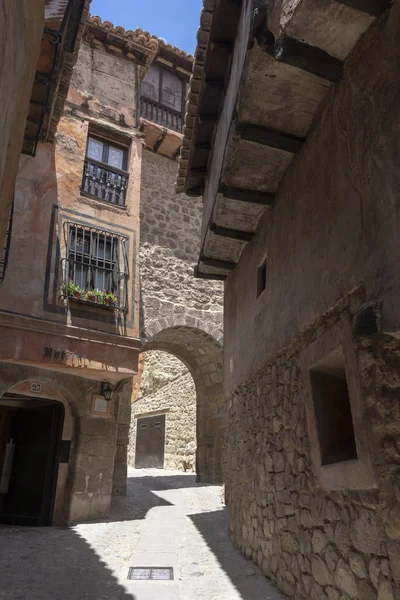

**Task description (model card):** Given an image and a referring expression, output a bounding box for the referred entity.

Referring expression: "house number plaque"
[31,383,42,394]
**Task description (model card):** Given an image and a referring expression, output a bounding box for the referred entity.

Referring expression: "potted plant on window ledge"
[104,291,118,306]
[63,280,82,300]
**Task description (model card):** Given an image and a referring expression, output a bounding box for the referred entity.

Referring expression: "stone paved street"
[0,468,285,599]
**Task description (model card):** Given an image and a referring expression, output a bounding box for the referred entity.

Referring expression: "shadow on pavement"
[0,526,136,600]
[106,472,219,523]
[189,508,285,600]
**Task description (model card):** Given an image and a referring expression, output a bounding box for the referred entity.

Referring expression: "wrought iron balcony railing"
[81,158,128,206]
[140,97,183,133]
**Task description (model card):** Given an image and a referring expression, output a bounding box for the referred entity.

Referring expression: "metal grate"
[62,221,129,312]
[127,567,174,581]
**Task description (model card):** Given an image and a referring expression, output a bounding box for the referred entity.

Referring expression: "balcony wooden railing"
[141,97,183,133]
[81,158,128,206]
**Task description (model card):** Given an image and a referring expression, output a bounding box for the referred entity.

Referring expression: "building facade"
[179,0,400,598]
[0,12,224,527]
[0,14,150,526]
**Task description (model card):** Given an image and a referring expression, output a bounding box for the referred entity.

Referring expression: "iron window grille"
[62,222,129,312]
[0,199,14,284]
[81,136,129,206]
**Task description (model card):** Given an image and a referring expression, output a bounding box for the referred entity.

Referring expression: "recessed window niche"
[309,347,357,466]
[300,318,375,490]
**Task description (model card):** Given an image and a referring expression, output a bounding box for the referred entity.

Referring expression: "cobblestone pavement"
[0,468,285,599]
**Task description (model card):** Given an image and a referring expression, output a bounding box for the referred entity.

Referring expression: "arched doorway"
[0,382,70,526]
[140,321,224,482]
[130,349,197,471]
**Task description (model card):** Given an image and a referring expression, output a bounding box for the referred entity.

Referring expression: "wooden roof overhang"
[177,0,392,280]
[22,0,90,156]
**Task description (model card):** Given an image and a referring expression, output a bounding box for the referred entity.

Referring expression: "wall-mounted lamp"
[101,381,113,402]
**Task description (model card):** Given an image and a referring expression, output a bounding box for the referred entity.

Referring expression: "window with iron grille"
[81,136,129,206]
[62,222,129,312]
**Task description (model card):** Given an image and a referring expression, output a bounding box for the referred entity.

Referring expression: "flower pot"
[73,291,81,299]
[104,297,114,306]
[88,294,96,303]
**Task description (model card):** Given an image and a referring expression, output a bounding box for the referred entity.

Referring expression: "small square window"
[309,347,357,466]
[299,318,375,490]
[257,259,267,298]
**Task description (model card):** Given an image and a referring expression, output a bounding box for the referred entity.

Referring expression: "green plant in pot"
[63,280,81,299]
[86,289,96,303]
[95,289,105,304]
[104,291,118,306]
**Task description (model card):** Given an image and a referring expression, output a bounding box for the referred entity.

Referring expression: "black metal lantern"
[101,381,113,402]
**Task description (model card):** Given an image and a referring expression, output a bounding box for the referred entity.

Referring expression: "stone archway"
[141,319,224,483]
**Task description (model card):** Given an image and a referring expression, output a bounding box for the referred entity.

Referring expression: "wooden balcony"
[141,97,183,133]
[81,158,128,206]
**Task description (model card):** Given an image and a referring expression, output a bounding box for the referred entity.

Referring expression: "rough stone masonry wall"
[224,286,400,600]
[135,149,223,471]
[128,350,196,471]
[139,149,223,341]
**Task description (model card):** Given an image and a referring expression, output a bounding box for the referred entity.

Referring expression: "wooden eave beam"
[237,122,305,154]
[210,222,254,242]
[194,266,227,281]
[220,185,276,206]
[201,256,237,270]
[332,0,391,16]
[273,36,344,83]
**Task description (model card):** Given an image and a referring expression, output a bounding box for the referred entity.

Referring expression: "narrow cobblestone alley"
[0,468,284,600]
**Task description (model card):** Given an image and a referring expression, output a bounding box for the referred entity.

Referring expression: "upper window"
[62,222,129,312]
[81,136,129,207]
[140,64,187,133]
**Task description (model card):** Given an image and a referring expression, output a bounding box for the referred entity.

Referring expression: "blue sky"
[90,0,203,54]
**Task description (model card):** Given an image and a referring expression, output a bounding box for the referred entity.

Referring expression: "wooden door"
[135,415,166,469]
[1,402,64,526]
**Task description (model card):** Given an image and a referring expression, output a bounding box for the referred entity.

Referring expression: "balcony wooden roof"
[176,0,392,280]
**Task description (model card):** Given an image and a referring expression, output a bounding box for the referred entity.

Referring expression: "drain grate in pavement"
[128,567,174,581]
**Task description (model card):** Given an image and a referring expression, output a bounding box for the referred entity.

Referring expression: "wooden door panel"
[135,415,165,469]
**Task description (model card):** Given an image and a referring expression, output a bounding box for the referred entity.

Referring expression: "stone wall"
[137,149,224,477]
[224,285,400,600]
[223,2,400,393]
[128,350,196,471]
[139,149,223,342]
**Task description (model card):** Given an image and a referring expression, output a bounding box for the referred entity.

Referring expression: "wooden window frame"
[81,134,130,207]
[85,135,129,172]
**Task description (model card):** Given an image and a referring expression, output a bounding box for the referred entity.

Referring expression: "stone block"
[334,559,358,598]
[89,494,111,520]
[386,542,400,581]
[313,529,329,554]
[69,494,90,523]
[349,551,368,579]
[312,557,333,587]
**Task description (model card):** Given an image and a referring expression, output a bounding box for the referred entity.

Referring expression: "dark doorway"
[135,414,166,469]
[0,395,64,526]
